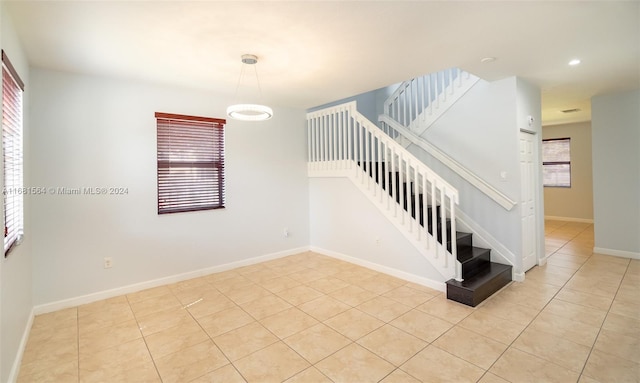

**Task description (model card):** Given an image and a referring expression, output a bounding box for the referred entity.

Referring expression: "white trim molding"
[310,246,445,292]
[593,247,640,260]
[545,215,594,223]
[33,247,310,315]
[8,307,35,383]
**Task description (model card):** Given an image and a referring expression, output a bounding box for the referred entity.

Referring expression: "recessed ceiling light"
[480,57,496,63]
[568,59,581,66]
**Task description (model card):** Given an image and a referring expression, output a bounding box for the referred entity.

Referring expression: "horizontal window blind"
[2,50,24,256]
[542,138,571,187]
[156,112,226,214]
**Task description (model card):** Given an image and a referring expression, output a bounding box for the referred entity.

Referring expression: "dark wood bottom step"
[446,262,512,307]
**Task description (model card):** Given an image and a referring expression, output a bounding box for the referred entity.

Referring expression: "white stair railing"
[308,101,462,281]
[384,68,479,137]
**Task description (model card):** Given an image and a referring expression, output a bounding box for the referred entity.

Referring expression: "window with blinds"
[156,112,226,214]
[542,138,571,187]
[2,50,25,257]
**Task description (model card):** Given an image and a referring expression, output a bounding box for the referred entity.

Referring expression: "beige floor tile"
[144,320,210,359]
[416,295,475,324]
[527,311,600,347]
[325,308,384,340]
[358,274,405,294]
[190,364,247,383]
[31,307,77,332]
[234,342,310,383]
[298,295,351,321]
[582,349,640,383]
[329,285,379,306]
[495,281,559,310]
[287,268,328,283]
[610,299,640,320]
[457,310,527,344]
[224,284,272,305]
[18,358,78,383]
[197,306,255,338]
[284,323,351,364]
[78,319,142,355]
[77,295,131,319]
[126,285,172,304]
[170,281,217,306]
[213,321,278,361]
[524,265,574,287]
[136,306,196,336]
[154,340,229,383]
[357,324,427,366]
[382,285,437,308]
[477,372,510,383]
[432,326,508,370]
[564,275,620,299]
[184,290,236,319]
[389,309,453,343]
[543,299,608,327]
[305,276,350,294]
[400,345,484,383]
[78,302,135,336]
[577,374,602,383]
[357,296,412,322]
[594,329,640,363]
[316,343,395,383]
[239,294,292,320]
[512,328,591,372]
[601,312,640,339]
[128,291,182,318]
[259,275,301,293]
[208,274,252,293]
[476,296,540,326]
[21,335,78,371]
[79,338,160,383]
[243,268,281,283]
[260,307,319,339]
[555,287,614,311]
[379,369,421,383]
[489,347,580,383]
[284,366,332,383]
[276,285,324,306]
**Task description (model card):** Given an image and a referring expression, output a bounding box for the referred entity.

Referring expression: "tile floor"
[17,220,639,382]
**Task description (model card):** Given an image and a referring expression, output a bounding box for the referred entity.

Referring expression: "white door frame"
[519,128,545,277]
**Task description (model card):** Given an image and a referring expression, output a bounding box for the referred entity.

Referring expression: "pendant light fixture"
[227,54,273,121]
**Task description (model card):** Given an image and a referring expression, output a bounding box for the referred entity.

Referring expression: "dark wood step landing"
[445,263,512,307]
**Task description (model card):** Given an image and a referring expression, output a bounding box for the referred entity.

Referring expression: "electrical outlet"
[375,238,380,246]
[283,228,289,238]
[103,257,113,269]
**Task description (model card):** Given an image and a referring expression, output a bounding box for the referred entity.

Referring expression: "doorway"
[520,130,538,272]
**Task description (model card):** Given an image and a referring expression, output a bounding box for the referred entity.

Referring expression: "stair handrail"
[378,115,517,211]
[308,101,462,281]
[384,68,465,129]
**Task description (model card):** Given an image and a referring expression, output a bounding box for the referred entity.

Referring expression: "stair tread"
[446,262,512,291]
[457,246,490,263]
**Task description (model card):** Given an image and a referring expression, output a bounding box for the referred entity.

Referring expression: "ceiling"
[5,1,639,125]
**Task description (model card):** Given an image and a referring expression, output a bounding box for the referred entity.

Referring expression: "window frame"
[155,112,226,215]
[2,50,25,257]
[542,137,571,188]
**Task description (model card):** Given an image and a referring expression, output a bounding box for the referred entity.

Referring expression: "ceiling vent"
[561,108,581,113]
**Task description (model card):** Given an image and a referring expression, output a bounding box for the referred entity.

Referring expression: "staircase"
[307,100,512,307]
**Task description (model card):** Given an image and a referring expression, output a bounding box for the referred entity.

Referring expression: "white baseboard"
[8,307,35,383]
[545,215,594,223]
[33,246,310,315]
[310,246,446,292]
[593,247,640,260]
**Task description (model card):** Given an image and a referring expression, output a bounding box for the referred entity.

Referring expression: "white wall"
[592,89,640,255]
[1,5,33,382]
[309,177,443,284]
[29,68,310,306]
[542,122,594,221]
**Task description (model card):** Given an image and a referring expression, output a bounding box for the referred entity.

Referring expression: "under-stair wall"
[384,76,544,278]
